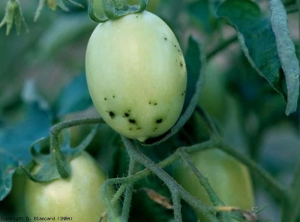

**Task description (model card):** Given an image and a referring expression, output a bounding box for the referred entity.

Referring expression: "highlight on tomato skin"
[24,152,111,222]
[85,10,187,142]
[173,149,255,222]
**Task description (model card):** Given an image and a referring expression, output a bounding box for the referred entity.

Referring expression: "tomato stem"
[121,158,138,220]
[50,117,103,179]
[122,137,219,222]
[88,0,148,22]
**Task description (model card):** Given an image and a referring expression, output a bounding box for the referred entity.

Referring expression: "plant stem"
[123,138,220,222]
[50,117,103,178]
[171,191,182,222]
[121,153,138,221]
[50,117,103,135]
[206,35,238,61]
[195,105,221,137]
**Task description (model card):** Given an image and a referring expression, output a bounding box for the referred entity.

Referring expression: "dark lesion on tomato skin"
[106,110,116,119]
[148,101,158,106]
[128,118,137,124]
[156,118,163,124]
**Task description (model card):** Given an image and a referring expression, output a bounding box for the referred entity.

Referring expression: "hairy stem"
[50,117,103,178]
[171,191,182,222]
[121,151,138,221]
[123,138,219,222]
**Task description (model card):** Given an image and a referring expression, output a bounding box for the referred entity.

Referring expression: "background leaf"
[53,72,93,117]
[186,0,218,34]
[270,0,300,115]
[0,101,52,200]
[215,0,288,107]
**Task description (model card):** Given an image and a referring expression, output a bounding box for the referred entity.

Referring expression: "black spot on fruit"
[124,113,129,117]
[112,95,116,98]
[108,111,115,119]
[156,119,163,124]
[154,103,157,106]
[180,62,183,67]
[128,119,136,124]
[104,97,107,101]
[164,37,167,40]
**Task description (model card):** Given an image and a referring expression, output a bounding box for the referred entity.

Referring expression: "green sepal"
[89,0,148,23]
[0,0,28,35]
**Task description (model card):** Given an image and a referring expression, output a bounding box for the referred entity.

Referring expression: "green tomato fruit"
[86,11,187,142]
[24,152,109,222]
[173,149,254,221]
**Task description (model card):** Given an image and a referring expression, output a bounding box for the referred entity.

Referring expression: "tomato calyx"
[19,124,99,184]
[89,0,148,23]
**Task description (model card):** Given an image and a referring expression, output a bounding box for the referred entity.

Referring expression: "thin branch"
[206,35,238,60]
[50,117,103,135]
[171,191,182,222]
[178,149,232,222]
[50,117,103,178]
[122,137,219,222]
[195,105,221,137]
[178,149,222,206]
[121,153,138,221]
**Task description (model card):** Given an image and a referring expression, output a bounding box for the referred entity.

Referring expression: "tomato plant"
[1,0,300,221]
[86,10,187,142]
[174,149,254,221]
[24,152,110,222]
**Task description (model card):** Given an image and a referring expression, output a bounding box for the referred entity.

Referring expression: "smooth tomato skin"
[24,152,108,222]
[86,11,187,142]
[173,149,254,221]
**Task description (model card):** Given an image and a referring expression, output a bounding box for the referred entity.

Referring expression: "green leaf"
[215,0,290,112]
[144,37,204,146]
[53,73,93,117]
[270,0,299,115]
[0,102,52,201]
[186,0,218,34]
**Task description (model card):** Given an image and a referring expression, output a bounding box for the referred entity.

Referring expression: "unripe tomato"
[24,152,108,222]
[173,149,254,221]
[86,11,187,142]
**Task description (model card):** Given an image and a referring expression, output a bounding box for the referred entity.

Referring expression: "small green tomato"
[174,149,254,222]
[85,11,187,142]
[24,152,109,222]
